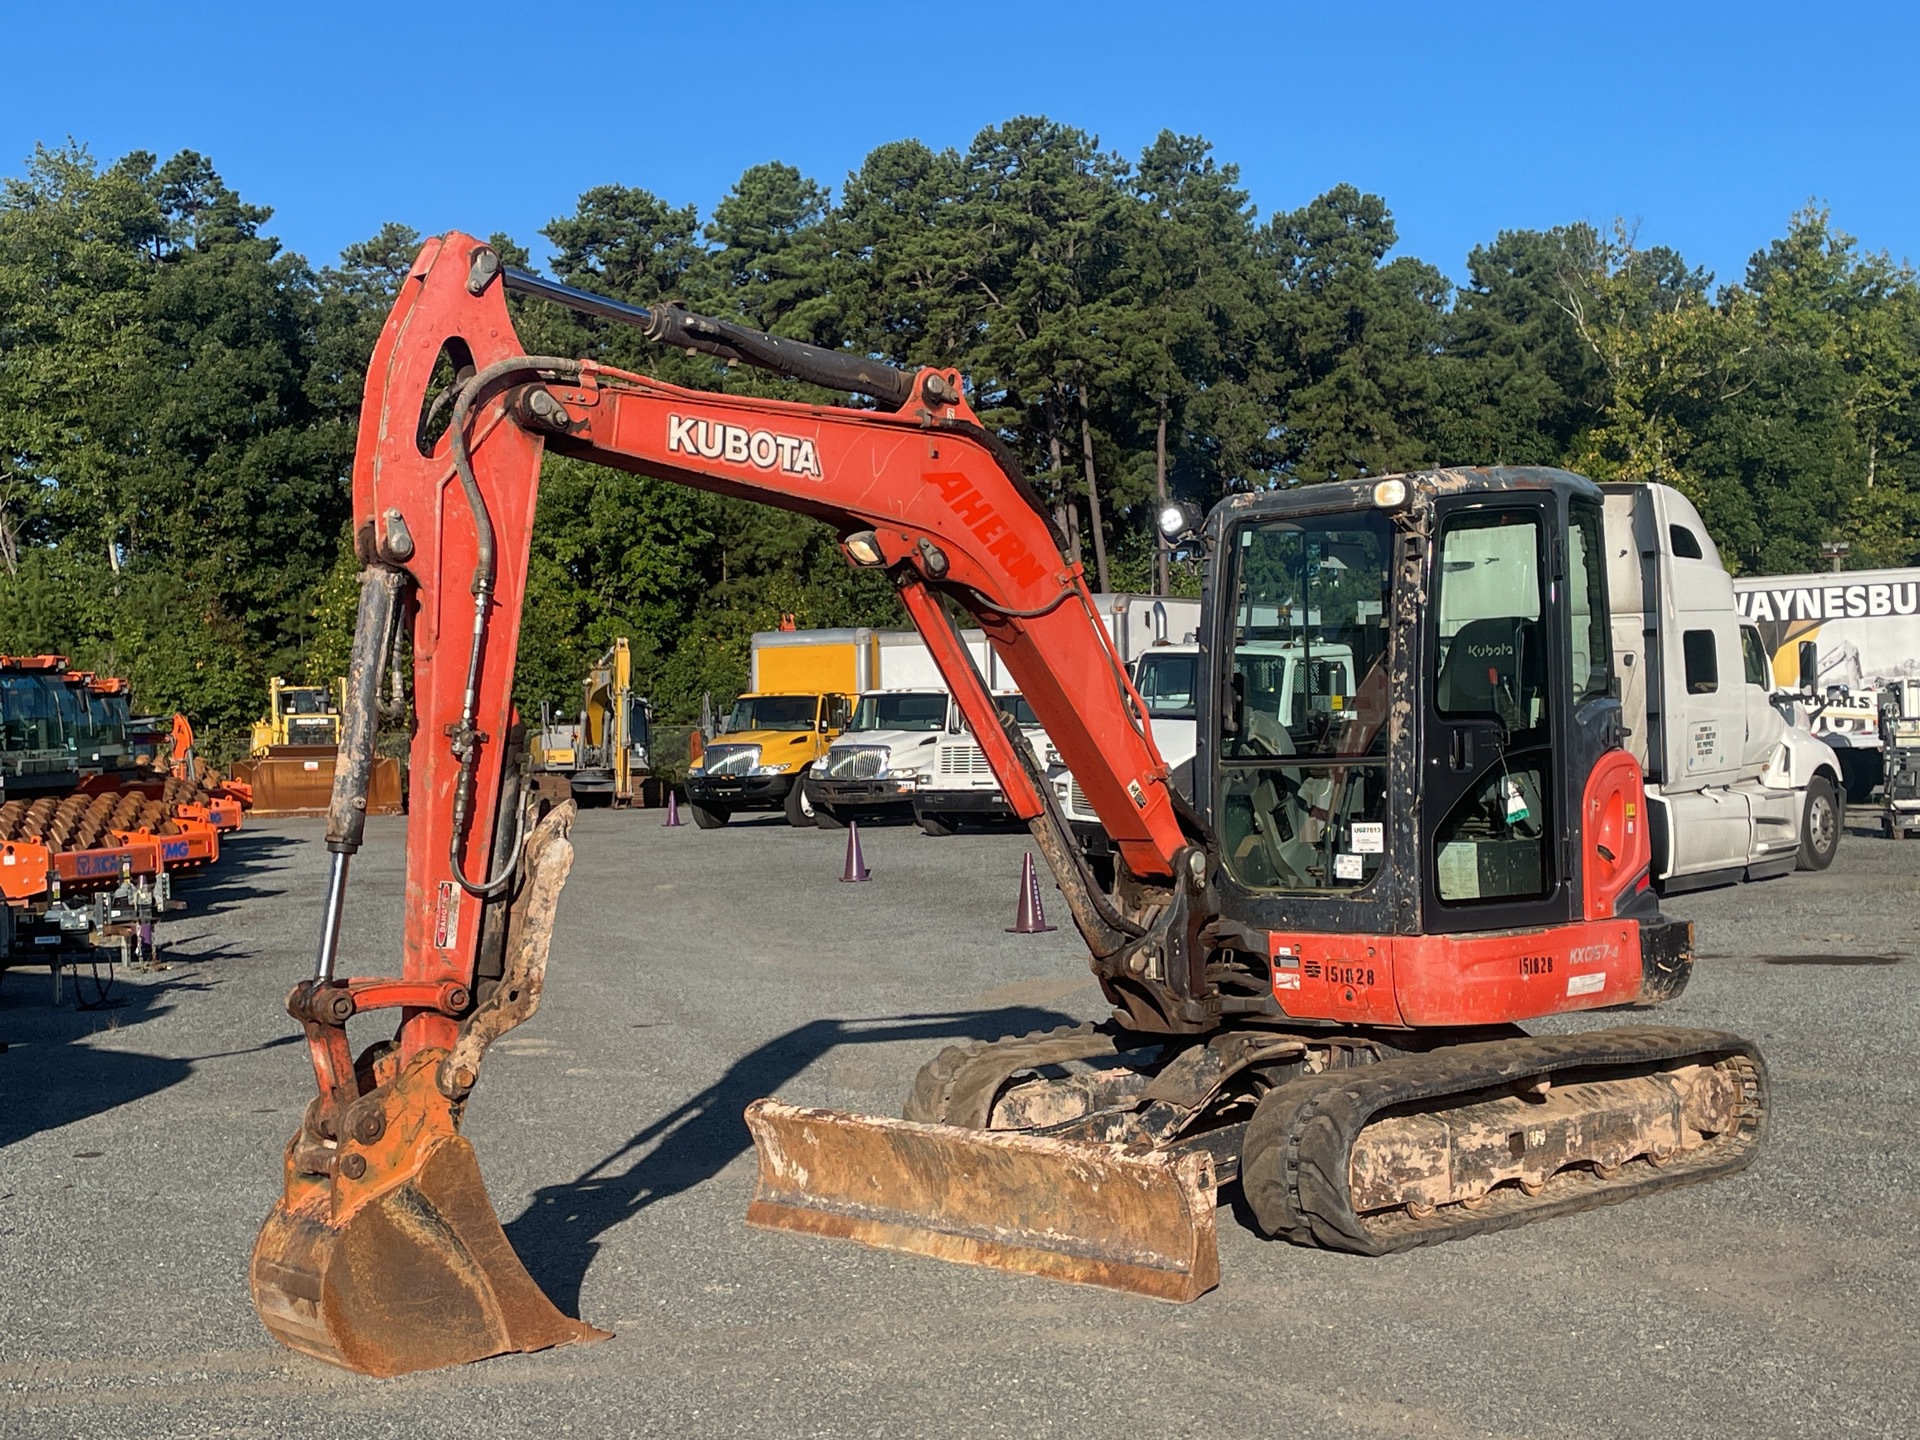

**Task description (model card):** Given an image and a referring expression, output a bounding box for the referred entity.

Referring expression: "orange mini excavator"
[250,234,1767,1376]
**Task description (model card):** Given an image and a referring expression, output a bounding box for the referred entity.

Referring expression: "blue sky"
[8,2,1916,290]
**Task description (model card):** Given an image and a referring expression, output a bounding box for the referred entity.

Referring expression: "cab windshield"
[1218,509,1394,894]
[850,692,948,732]
[1134,652,1197,720]
[283,689,332,715]
[727,695,817,732]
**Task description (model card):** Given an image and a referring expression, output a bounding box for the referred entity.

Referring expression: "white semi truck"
[1057,484,1842,893]
[1603,483,1843,888]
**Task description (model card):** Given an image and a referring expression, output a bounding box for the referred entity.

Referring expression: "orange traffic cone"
[663,790,682,827]
[1006,852,1055,933]
[840,821,870,883]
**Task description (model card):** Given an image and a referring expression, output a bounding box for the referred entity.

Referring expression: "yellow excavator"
[529,639,653,807]
[232,676,404,817]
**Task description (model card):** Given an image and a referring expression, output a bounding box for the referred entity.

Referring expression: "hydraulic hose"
[444,355,582,898]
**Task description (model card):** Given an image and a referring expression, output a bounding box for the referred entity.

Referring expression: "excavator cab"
[1204,472,1651,957]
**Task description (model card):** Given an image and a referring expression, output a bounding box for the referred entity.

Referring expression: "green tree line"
[2,123,1917,745]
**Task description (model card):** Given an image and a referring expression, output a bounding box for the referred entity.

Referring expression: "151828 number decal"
[1519,955,1553,976]
[1303,959,1379,988]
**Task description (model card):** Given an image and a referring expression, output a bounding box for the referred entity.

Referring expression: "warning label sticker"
[1350,822,1384,855]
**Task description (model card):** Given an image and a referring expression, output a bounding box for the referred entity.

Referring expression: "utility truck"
[1733,564,1920,801]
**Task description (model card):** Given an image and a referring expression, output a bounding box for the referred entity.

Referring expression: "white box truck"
[913,595,1200,836]
[804,629,987,826]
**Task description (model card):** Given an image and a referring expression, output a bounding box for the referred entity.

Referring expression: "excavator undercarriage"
[251,231,1772,1376]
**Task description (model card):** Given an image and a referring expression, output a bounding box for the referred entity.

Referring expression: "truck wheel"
[814,802,848,829]
[784,773,818,829]
[689,802,730,830]
[1798,777,1839,870]
[915,806,956,838]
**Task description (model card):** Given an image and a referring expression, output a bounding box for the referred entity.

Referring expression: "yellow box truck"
[683,628,871,827]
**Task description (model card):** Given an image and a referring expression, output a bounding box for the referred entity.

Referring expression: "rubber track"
[904,1024,1133,1129]
[1241,1026,1768,1256]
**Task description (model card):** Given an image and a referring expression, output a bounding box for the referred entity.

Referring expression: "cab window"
[1217,511,1393,893]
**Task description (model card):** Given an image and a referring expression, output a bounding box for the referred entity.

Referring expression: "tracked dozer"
[251,234,1769,1376]
[233,676,403,818]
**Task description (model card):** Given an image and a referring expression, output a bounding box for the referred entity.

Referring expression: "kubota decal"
[924,473,1049,587]
[667,414,822,479]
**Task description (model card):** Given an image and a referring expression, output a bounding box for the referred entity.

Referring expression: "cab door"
[1421,498,1575,932]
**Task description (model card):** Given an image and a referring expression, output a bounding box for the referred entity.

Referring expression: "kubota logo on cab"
[667,414,823,479]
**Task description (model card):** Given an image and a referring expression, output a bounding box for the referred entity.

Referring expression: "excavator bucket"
[232,748,403,818]
[251,1052,608,1375]
[744,1101,1220,1302]
[252,808,600,1375]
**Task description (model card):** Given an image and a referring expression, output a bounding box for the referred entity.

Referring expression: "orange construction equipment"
[250,234,1765,1377]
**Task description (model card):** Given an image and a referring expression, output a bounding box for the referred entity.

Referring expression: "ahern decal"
[924,472,1049,588]
[667,414,822,479]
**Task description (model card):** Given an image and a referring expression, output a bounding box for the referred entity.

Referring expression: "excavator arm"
[251,233,1212,1374]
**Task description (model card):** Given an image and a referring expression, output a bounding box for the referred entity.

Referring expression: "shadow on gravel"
[504,1005,1076,1312]
[172,831,303,914]
[0,969,192,1149]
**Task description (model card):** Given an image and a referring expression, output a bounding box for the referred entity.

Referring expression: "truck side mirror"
[1797,639,1819,696]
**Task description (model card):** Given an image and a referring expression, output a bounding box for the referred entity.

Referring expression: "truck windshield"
[283,689,331,715]
[1134,652,1197,719]
[727,695,817,731]
[850,693,947,732]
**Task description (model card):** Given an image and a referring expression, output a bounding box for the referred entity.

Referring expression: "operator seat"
[1437,616,1544,727]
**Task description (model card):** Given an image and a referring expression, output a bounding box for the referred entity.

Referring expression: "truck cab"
[805,689,949,825]
[685,690,849,828]
[1603,483,1844,888]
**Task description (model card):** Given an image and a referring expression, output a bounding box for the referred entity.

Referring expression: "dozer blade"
[744,1100,1220,1302]
[251,1053,608,1376]
[232,748,403,818]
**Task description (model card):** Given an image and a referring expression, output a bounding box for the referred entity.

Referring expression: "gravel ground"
[1,806,1916,1439]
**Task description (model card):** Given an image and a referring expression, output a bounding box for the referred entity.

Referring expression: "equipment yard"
[3,812,1916,1439]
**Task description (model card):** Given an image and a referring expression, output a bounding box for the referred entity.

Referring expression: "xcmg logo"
[667,415,823,479]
